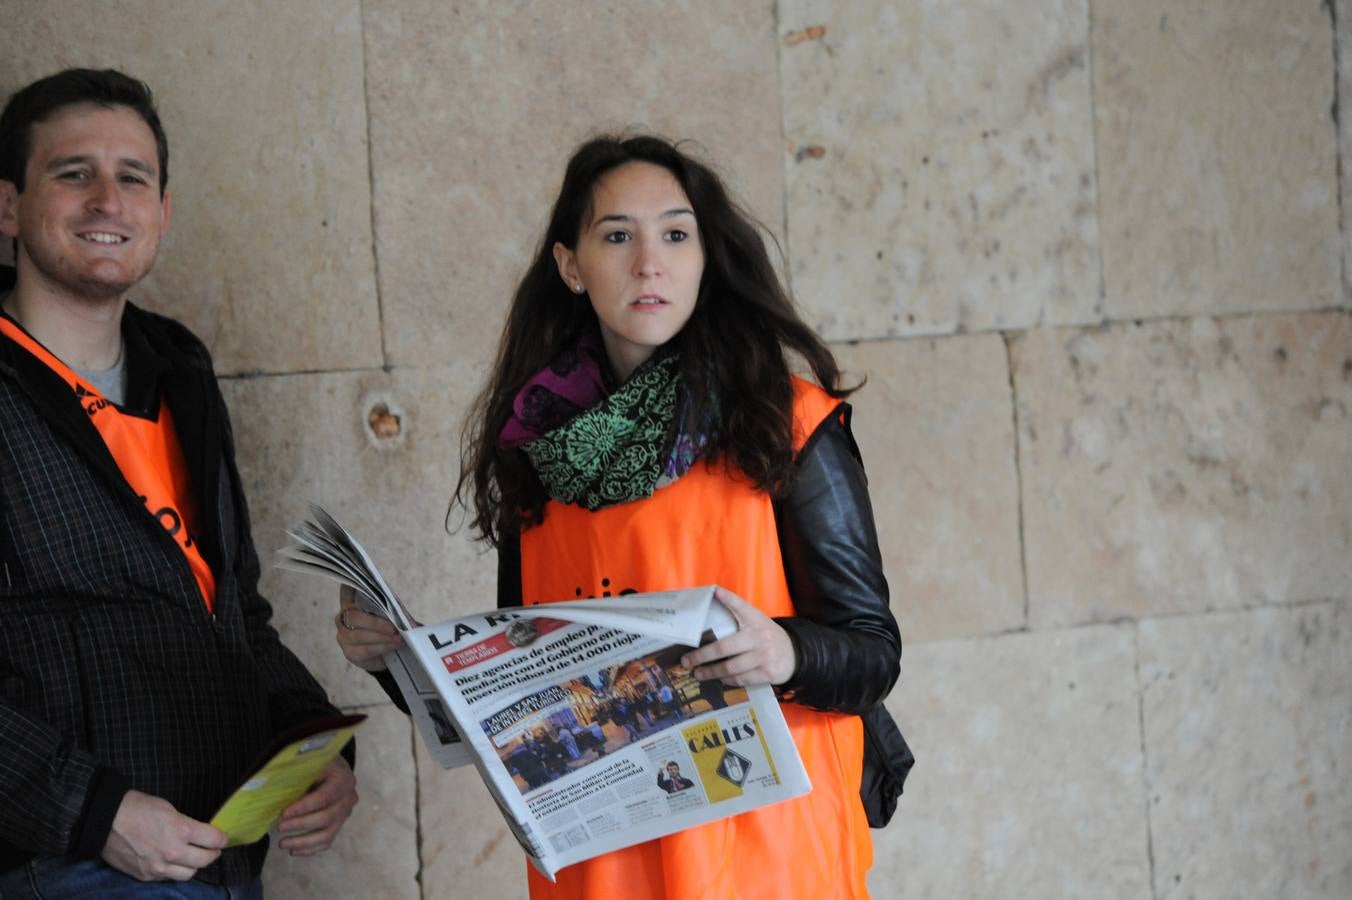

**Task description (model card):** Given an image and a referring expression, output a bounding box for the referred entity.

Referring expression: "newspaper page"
[278,507,474,767]
[279,508,812,880]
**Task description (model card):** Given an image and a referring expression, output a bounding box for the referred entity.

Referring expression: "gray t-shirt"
[2,290,128,405]
[72,344,128,407]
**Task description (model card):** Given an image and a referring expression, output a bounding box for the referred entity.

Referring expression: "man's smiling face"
[1,102,170,303]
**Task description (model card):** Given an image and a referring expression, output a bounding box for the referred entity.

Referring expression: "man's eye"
[119,175,149,186]
[58,170,90,181]
[604,231,630,244]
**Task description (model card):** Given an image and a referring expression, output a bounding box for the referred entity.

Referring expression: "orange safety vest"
[0,315,217,612]
[519,378,872,900]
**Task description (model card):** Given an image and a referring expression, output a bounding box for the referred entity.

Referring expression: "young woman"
[336,135,901,899]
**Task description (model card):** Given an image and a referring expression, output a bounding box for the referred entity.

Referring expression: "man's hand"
[679,587,798,687]
[101,790,228,882]
[275,757,358,857]
[336,585,403,672]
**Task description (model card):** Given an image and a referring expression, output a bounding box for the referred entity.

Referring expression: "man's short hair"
[0,68,169,194]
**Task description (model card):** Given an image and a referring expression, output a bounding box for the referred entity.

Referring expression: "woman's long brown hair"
[453,135,854,546]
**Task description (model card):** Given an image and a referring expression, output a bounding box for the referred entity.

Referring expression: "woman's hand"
[679,587,797,687]
[335,585,403,672]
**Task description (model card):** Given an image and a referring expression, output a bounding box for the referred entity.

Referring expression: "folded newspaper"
[279,507,811,880]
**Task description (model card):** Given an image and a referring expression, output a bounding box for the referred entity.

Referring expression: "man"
[656,762,694,794]
[656,680,678,720]
[507,737,551,790]
[0,69,357,896]
[612,695,642,742]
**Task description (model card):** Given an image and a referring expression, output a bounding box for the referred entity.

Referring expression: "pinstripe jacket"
[0,269,345,885]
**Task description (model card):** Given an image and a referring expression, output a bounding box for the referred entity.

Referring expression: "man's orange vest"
[0,315,216,612]
[519,378,872,900]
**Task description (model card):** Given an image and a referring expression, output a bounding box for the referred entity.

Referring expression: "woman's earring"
[573,284,585,294]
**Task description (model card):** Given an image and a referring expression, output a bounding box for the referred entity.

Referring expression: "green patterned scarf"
[519,352,692,510]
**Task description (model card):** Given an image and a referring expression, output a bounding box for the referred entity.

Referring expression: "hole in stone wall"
[363,395,407,449]
[369,404,401,439]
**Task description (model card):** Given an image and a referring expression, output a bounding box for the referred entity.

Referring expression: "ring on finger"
[340,609,356,631]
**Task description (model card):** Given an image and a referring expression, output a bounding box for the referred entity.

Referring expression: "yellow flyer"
[211,713,366,846]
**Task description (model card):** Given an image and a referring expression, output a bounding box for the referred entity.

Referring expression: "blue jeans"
[0,857,263,899]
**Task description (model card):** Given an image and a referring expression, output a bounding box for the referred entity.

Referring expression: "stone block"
[1014,313,1352,628]
[1094,0,1339,318]
[362,0,784,368]
[779,0,1101,339]
[0,0,383,375]
[1340,0,1352,308]
[262,705,419,899]
[837,335,1024,641]
[870,626,1150,897]
[220,361,497,709]
[417,741,530,900]
[1140,600,1352,898]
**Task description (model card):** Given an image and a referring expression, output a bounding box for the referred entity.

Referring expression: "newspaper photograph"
[279,507,812,880]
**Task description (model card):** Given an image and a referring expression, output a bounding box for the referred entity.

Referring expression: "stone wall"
[1,2,1347,897]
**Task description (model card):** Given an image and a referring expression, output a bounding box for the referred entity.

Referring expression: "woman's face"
[553,162,705,382]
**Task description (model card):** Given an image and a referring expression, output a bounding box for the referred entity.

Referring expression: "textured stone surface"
[417,742,530,900]
[1094,0,1339,318]
[1140,600,1352,899]
[837,335,1024,641]
[870,626,1150,898]
[1340,0,1352,308]
[261,705,419,899]
[1015,313,1352,627]
[780,0,1101,339]
[362,0,784,367]
[0,0,382,375]
[221,361,496,709]
[148,0,384,376]
[2,5,1347,898]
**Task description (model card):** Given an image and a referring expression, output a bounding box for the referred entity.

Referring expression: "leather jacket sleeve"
[372,668,410,714]
[497,526,522,610]
[772,404,901,713]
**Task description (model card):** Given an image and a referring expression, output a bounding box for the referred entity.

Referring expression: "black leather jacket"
[496,403,901,715]
[771,405,900,712]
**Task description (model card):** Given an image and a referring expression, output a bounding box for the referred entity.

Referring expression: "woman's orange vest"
[518,378,872,900]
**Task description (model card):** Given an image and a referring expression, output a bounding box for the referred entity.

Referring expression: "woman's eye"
[667,229,689,243]
[604,231,630,244]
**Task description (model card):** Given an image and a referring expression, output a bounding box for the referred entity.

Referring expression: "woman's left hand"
[680,587,797,687]
[335,585,403,672]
